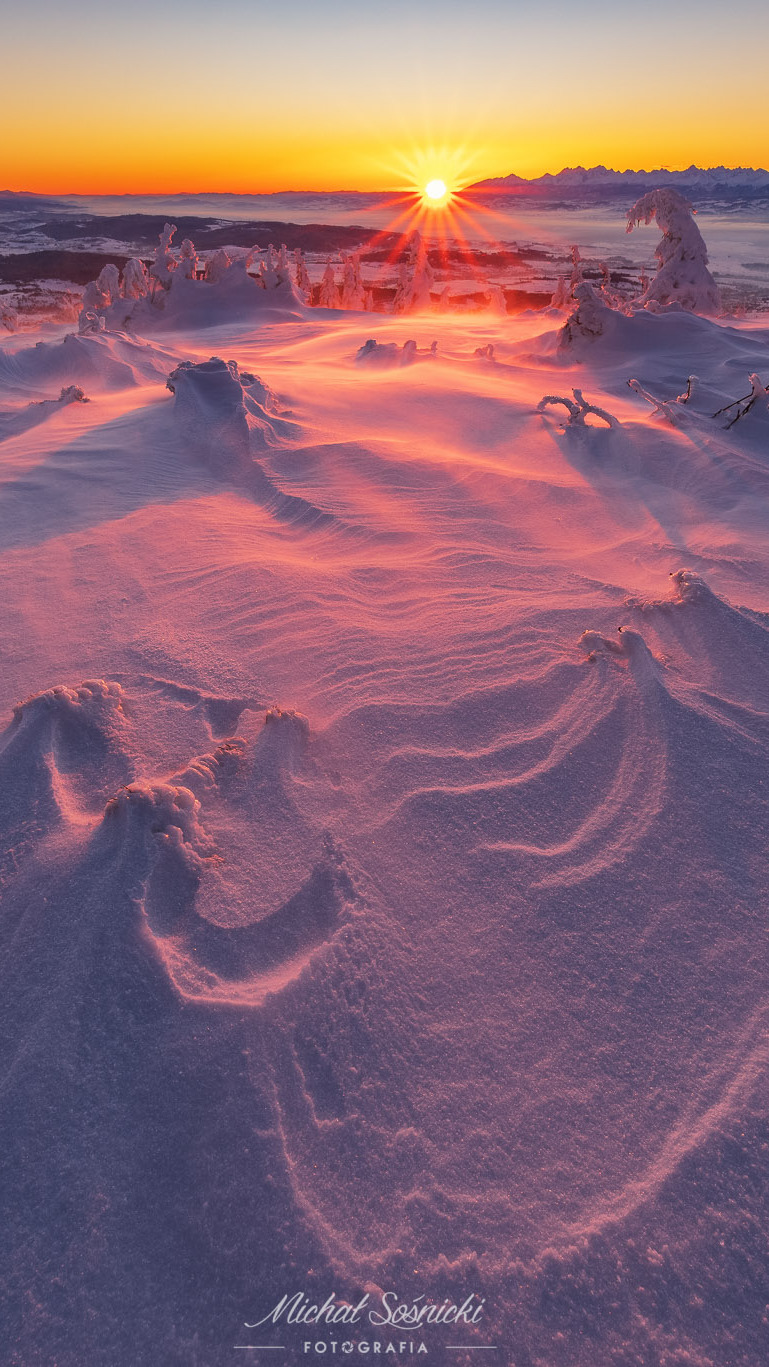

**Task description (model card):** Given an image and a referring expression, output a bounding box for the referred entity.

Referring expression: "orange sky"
[3,0,767,194]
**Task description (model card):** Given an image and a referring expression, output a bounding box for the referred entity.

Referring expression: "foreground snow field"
[2,298,769,1367]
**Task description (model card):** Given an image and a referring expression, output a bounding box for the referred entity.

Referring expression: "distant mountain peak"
[473,165,769,195]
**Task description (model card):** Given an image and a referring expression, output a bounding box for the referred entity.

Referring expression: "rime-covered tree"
[570,246,584,289]
[485,284,507,315]
[205,248,232,283]
[393,234,435,313]
[392,263,410,313]
[121,258,150,299]
[318,261,338,308]
[151,224,177,288]
[626,188,720,314]
[178,239,199,279]
[261,245,280,290]
[294,249,312,300]
[96,263,121,306]
[78,275,111,332]
[341,252,366,310]
[558,281,614,349]
[549,276,570,310]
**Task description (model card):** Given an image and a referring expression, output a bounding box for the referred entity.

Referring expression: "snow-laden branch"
[627,375,698,424]
[712,373,769,427]
[538,388,620,428]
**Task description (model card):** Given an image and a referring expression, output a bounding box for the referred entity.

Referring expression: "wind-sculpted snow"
[4,299,769,1367]
[0,329,180,397]
[0,679,130,884]
[166,355,297,467]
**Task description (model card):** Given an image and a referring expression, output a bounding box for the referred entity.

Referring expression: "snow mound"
[0,329,178,398]
[579,625,660,669]
[250,706,310,782]
[148,259,307,331]
[166,357,295,474]
[173,737,247,796]
[79,226,308,335]
[356,338,436,367]
[0,680,130,875]
[626,569,769,710]
[101,781,218,874]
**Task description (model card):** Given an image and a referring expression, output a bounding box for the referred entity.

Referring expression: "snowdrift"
[3,282,769,1367]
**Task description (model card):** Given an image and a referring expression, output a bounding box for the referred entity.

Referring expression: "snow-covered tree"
[599,262,623,309]
[318,261,338,308]
[626,188,720,314]
[341,252,366,310]
[178,239,199,279]
[151,223,177,288]
[121,258,149,299]
[392,263,410,313]
[78,275,110,332]
[406,237,435,311]
[570,245,584,289]
[96,263,121,306]
[205,248,232,283]
[260,244,280,290]
[294,248,312,300]
[392,235,435,313]
[485,284,507,315]
[558,281,614,348]
[549,276,570,310]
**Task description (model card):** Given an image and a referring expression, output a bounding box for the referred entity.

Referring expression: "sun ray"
[339,142,532,311]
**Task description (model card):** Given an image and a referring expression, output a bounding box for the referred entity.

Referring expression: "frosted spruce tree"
[294,249,312,300]
[318,262,338,308]
[341,253,366,310]
[626,188,720,314]
[150,224,177,289]
[121,258,150,300]
[178,239,199,279]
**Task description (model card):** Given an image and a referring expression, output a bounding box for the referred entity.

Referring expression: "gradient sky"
[4,0,768,193]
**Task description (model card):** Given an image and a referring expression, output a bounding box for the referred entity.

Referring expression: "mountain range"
[472,165,769,197]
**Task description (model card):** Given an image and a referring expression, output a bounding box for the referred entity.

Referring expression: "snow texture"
[4,264,769,1367]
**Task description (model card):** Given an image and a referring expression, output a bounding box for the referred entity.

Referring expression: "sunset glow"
[3,0,767,193]
[425,179,448,203]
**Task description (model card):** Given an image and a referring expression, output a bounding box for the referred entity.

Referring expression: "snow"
[2,266,769,1367]
[627,188,721,314]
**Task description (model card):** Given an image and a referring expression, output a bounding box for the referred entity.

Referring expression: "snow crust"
[3,267,769,1367]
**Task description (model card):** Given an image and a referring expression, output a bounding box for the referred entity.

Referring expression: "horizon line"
[3,162,769,200]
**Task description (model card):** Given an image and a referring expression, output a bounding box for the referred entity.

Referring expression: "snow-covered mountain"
[474,164,769,196]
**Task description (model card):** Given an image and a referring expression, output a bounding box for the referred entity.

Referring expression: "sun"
[425,178,448,203]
